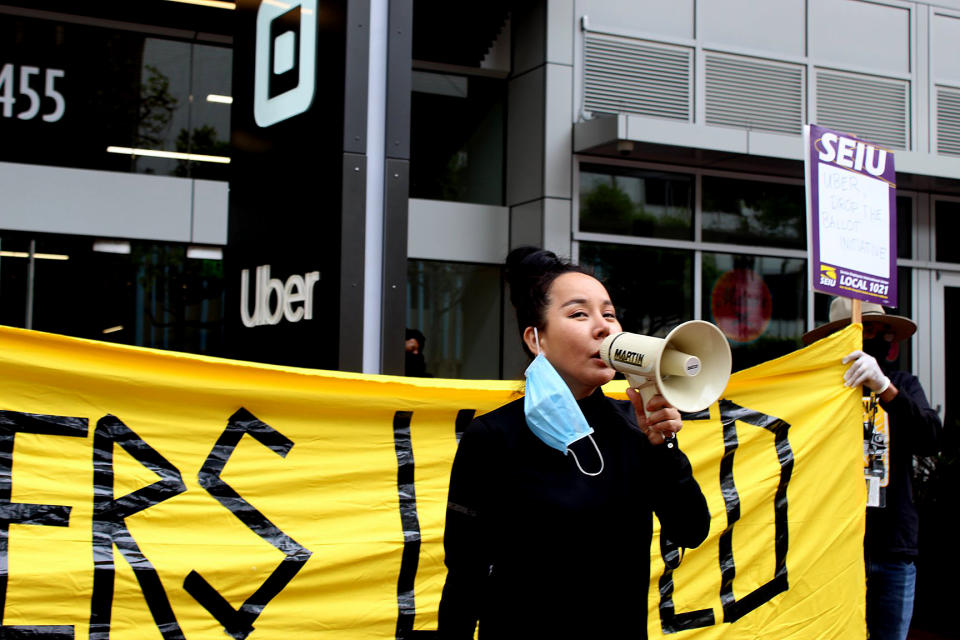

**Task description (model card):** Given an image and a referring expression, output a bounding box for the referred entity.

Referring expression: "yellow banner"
[0,324,864,639]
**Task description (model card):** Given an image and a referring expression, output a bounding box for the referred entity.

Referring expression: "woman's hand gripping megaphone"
[599,320,733,448]
[625,387,684,446]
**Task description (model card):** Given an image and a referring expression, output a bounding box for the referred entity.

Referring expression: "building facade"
[0,0,960,404]
[6,0,955,408]
[1,0,959,634]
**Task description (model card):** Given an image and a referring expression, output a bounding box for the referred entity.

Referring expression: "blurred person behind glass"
[405,328,430,377]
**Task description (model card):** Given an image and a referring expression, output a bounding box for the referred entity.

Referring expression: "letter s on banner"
[184,408,311,640]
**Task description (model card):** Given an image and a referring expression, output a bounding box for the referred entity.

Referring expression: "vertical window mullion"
[694,172,703,319]
[694,248,702,320]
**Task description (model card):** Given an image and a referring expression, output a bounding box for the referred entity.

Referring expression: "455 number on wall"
[0,63,65,122]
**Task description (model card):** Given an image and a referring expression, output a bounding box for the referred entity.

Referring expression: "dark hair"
[504,246,589,358]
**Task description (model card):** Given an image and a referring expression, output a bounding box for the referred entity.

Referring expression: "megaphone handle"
[626,376,676,449]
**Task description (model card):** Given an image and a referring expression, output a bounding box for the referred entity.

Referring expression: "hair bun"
[504,246,562,290]
[504,247,588,358]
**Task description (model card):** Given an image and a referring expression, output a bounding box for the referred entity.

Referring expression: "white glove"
[841,350,890,393]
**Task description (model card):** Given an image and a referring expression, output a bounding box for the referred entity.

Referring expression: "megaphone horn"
[599,320,732,414]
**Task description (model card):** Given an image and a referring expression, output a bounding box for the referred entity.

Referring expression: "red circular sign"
[711,269,772,343]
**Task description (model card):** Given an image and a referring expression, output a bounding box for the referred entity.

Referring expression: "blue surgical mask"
[523,329,604,476]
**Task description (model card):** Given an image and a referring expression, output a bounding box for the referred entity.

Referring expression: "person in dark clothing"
[803,297,942,640]
[438,247,711,639]
[405,328,430,377]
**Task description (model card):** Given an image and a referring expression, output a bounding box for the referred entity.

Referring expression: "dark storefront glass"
[0,14,231,179]
[702,253,806,371]
[935,199,960,263]
[579,165,693,240]
[406,259,503,379]
[702,176,805,249]
[912,284,960,639]
[894,265,913,370]
[579,241,693,337]
[897,195,913,259]
[409,71,504,205]
[0,231,225,355]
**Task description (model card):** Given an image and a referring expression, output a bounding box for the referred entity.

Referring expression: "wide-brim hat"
[801,297,916,345]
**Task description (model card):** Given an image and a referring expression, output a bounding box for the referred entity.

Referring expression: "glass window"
[892,265,912,371]
[944,285,960,432]
[579,165,693,240]
[0,15,231,178]
[935,199,960,263]
[897,195,912,259]
[406,259,503,379]
[579,241,693,337]
[409,72,504,205]
[813,290,832,328]
[702,176,805,249]
[0,231,225,355]
[0,234,30,328]
[702,253,806,371]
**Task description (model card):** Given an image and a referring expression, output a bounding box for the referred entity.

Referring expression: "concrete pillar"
[506,0,574,259]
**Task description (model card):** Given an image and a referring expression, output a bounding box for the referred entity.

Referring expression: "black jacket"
[865,370,942,559]
[438,388,710,639]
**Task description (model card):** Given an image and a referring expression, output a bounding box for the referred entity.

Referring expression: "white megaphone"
[599,320,732,414]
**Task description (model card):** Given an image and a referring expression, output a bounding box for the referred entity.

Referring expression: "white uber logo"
[240,265,320,327]
[254,0,317,127]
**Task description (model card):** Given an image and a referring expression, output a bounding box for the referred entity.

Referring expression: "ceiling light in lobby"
[0,251,69,260]
[164,0,236,9]
[187,246,223,260]
[107,146,231,164]
[93,240,132,255]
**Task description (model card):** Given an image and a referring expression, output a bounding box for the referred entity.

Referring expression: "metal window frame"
[572,156,920,334]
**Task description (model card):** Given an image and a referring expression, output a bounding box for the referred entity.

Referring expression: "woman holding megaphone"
[438,247,710,639]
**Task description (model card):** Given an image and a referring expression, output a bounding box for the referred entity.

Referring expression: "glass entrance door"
[911,271,960,638]
[932,272,960,426]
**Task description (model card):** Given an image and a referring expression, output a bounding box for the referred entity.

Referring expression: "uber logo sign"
[240,265,321,327]
[254,0,317,127]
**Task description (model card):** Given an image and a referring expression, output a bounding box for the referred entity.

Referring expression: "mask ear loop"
[534,327,541,355]
[568,435,604,477]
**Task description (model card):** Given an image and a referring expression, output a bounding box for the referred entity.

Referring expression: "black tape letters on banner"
[184,407,311,640]
[393,409,475,639]
[1,410,87,639]
[392,410,433,639]
[90,414,188,640]
[658,409,717,634]
[716,400,792,623]
[658,402,793,633]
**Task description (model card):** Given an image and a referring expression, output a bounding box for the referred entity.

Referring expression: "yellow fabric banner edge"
[0,325,522,392]
[1,323,863,398]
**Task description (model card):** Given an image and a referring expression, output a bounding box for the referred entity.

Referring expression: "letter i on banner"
[805,124,897,308]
